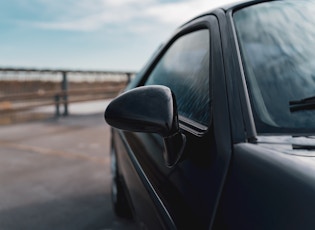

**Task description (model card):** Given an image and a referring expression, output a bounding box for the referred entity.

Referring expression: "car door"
[119,15,233,230]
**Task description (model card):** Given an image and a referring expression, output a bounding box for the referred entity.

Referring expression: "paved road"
[0,113,137,230]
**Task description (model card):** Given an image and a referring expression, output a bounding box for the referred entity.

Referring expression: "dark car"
[104,0,315,229]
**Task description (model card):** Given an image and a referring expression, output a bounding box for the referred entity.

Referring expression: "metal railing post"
[126,73,131,84]
[61,71,68,116]
[55,94,60,117]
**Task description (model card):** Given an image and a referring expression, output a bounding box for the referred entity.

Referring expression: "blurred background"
[0,0,237,229]
[1,0,237,71]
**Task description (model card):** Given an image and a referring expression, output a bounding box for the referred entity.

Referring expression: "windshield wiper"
[292,144,315,150]
[289,96,315,112]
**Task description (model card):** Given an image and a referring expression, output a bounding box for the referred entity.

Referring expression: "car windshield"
[234,0,315,134]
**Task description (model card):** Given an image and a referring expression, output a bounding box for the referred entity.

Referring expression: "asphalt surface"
[0,113,137,230]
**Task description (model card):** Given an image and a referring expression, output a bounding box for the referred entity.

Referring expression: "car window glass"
[234,0,315,133]
[145,29,210,126]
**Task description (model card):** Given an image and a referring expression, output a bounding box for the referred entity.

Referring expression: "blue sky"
[0,0,237,72]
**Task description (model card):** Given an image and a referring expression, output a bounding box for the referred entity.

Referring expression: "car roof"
[180,0,277,27]
[221,0,278,11]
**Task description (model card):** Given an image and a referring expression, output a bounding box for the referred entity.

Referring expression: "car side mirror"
[104,85,186,167]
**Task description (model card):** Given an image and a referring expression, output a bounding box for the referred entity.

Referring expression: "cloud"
[32,15,102,31]
[145,0,238,24]
[28,0,149,31]
[102,0,155,7]
[27,0,238,32]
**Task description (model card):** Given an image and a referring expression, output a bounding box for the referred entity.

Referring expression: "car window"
[145,29,210,126]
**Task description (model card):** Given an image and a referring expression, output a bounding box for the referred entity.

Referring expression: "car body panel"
[214,142,315,229]
[114,130,172,229]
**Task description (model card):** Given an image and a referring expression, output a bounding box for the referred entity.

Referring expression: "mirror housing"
[105,85,186,167]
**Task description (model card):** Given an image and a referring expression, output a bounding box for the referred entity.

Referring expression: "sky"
[0,0,238,72]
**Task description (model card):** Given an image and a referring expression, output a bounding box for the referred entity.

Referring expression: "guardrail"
[0,86,121,116]
[0,68,135,124]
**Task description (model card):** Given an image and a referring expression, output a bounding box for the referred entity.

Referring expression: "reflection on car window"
[145,30,210,126]
[234,0,315,133]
